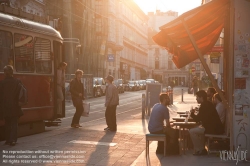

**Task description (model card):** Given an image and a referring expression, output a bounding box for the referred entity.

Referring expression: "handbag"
[82,102,90,117]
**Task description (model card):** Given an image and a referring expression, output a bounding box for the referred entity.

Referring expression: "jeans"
[105,105,117,130]
[5,116,18,143]
[150,129,166,153]
[71,103,83,125]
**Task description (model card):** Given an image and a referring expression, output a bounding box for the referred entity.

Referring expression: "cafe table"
[180,114,188,117]
[172,122,198,154]
[172,117,195,122]
[176,111,186,114]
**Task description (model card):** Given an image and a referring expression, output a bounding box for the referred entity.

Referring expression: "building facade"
[147,10,189,85]
[98,0,148,80]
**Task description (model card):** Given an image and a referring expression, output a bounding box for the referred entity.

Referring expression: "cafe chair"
[205,113,230,154]
[146,134,166,156]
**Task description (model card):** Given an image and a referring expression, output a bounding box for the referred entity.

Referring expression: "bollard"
[142,94,145,119]
[182,89,183,102]
[169,87,172,105]
[148,92,150,116]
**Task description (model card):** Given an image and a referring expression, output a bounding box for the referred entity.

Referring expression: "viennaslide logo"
[219,145,249,165]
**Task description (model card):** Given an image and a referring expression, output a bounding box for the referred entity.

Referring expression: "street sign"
[107,54,115,62]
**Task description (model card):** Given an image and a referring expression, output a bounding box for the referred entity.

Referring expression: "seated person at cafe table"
[206,87,216,103]
[189,90,224,156]
[148,93,170,154]
[212,93,226,125]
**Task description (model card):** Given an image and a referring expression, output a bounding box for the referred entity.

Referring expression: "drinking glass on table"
[190,106,195,114]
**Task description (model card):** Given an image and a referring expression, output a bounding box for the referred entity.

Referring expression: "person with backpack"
[0,65,23,146]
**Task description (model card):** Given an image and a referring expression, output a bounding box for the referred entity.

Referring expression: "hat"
[106,75,114,82]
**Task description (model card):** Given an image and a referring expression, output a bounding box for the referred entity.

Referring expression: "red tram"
[0,12,64,139]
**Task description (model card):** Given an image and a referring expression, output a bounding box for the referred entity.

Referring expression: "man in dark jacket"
[189,90,224,156]
[70,69,84,128]
[0,65,23,146]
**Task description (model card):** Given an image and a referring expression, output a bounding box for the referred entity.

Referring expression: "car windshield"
[139,80,145,84]
[146,79,154,83]
[94,78,103,85]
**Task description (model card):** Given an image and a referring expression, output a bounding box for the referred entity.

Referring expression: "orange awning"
[152,0,229,69]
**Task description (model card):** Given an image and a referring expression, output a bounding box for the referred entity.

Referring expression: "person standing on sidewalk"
[213,93,226,125]
[70,69,84,128]
[57,62,67,118]
[189,90,224,156]
[104,75,119,132]
[192,76,198,96]
[0,65,23,146]
[148,93,171,154]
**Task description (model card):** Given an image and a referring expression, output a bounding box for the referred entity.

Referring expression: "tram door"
[53,41,65,119]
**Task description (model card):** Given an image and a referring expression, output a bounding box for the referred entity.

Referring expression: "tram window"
[0,31,13,71]
[34,38,52,74]
[14,33,34,72]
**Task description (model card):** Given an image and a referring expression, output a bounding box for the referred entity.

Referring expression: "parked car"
[114,79,125,93]
[65,82,71,101]
[135,80,141,90]
[146,78,155,84]
[138,80,146,90]
[126,81,138,91]
[93,77,106,97]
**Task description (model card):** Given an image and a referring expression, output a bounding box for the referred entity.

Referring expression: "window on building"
[155,56,159,69]
[168,60,173,70]
[196,64,200,71]
[155,48,159,55]
[14,33,34,72]
[0,30,13,71]
[34,38,52,74]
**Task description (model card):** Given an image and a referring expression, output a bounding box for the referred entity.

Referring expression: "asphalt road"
[46,90,146,130]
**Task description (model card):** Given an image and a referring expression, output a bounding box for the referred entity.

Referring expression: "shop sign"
[210,52,220,63]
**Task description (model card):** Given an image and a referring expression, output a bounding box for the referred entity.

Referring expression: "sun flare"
[134,0,201,15]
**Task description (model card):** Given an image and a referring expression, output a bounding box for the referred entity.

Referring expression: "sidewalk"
[1,87,249,166]
[131,87,249,166]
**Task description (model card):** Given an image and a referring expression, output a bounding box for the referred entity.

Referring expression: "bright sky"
[134,0,202,15]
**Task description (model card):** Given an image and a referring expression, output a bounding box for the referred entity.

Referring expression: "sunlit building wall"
[119,0,148,80]
[8,0,46,16]
[147,10,188,85]
[201,0,224,89]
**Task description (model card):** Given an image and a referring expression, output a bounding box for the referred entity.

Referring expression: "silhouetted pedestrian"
[0,65,23,146]
[70,69,84,128]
